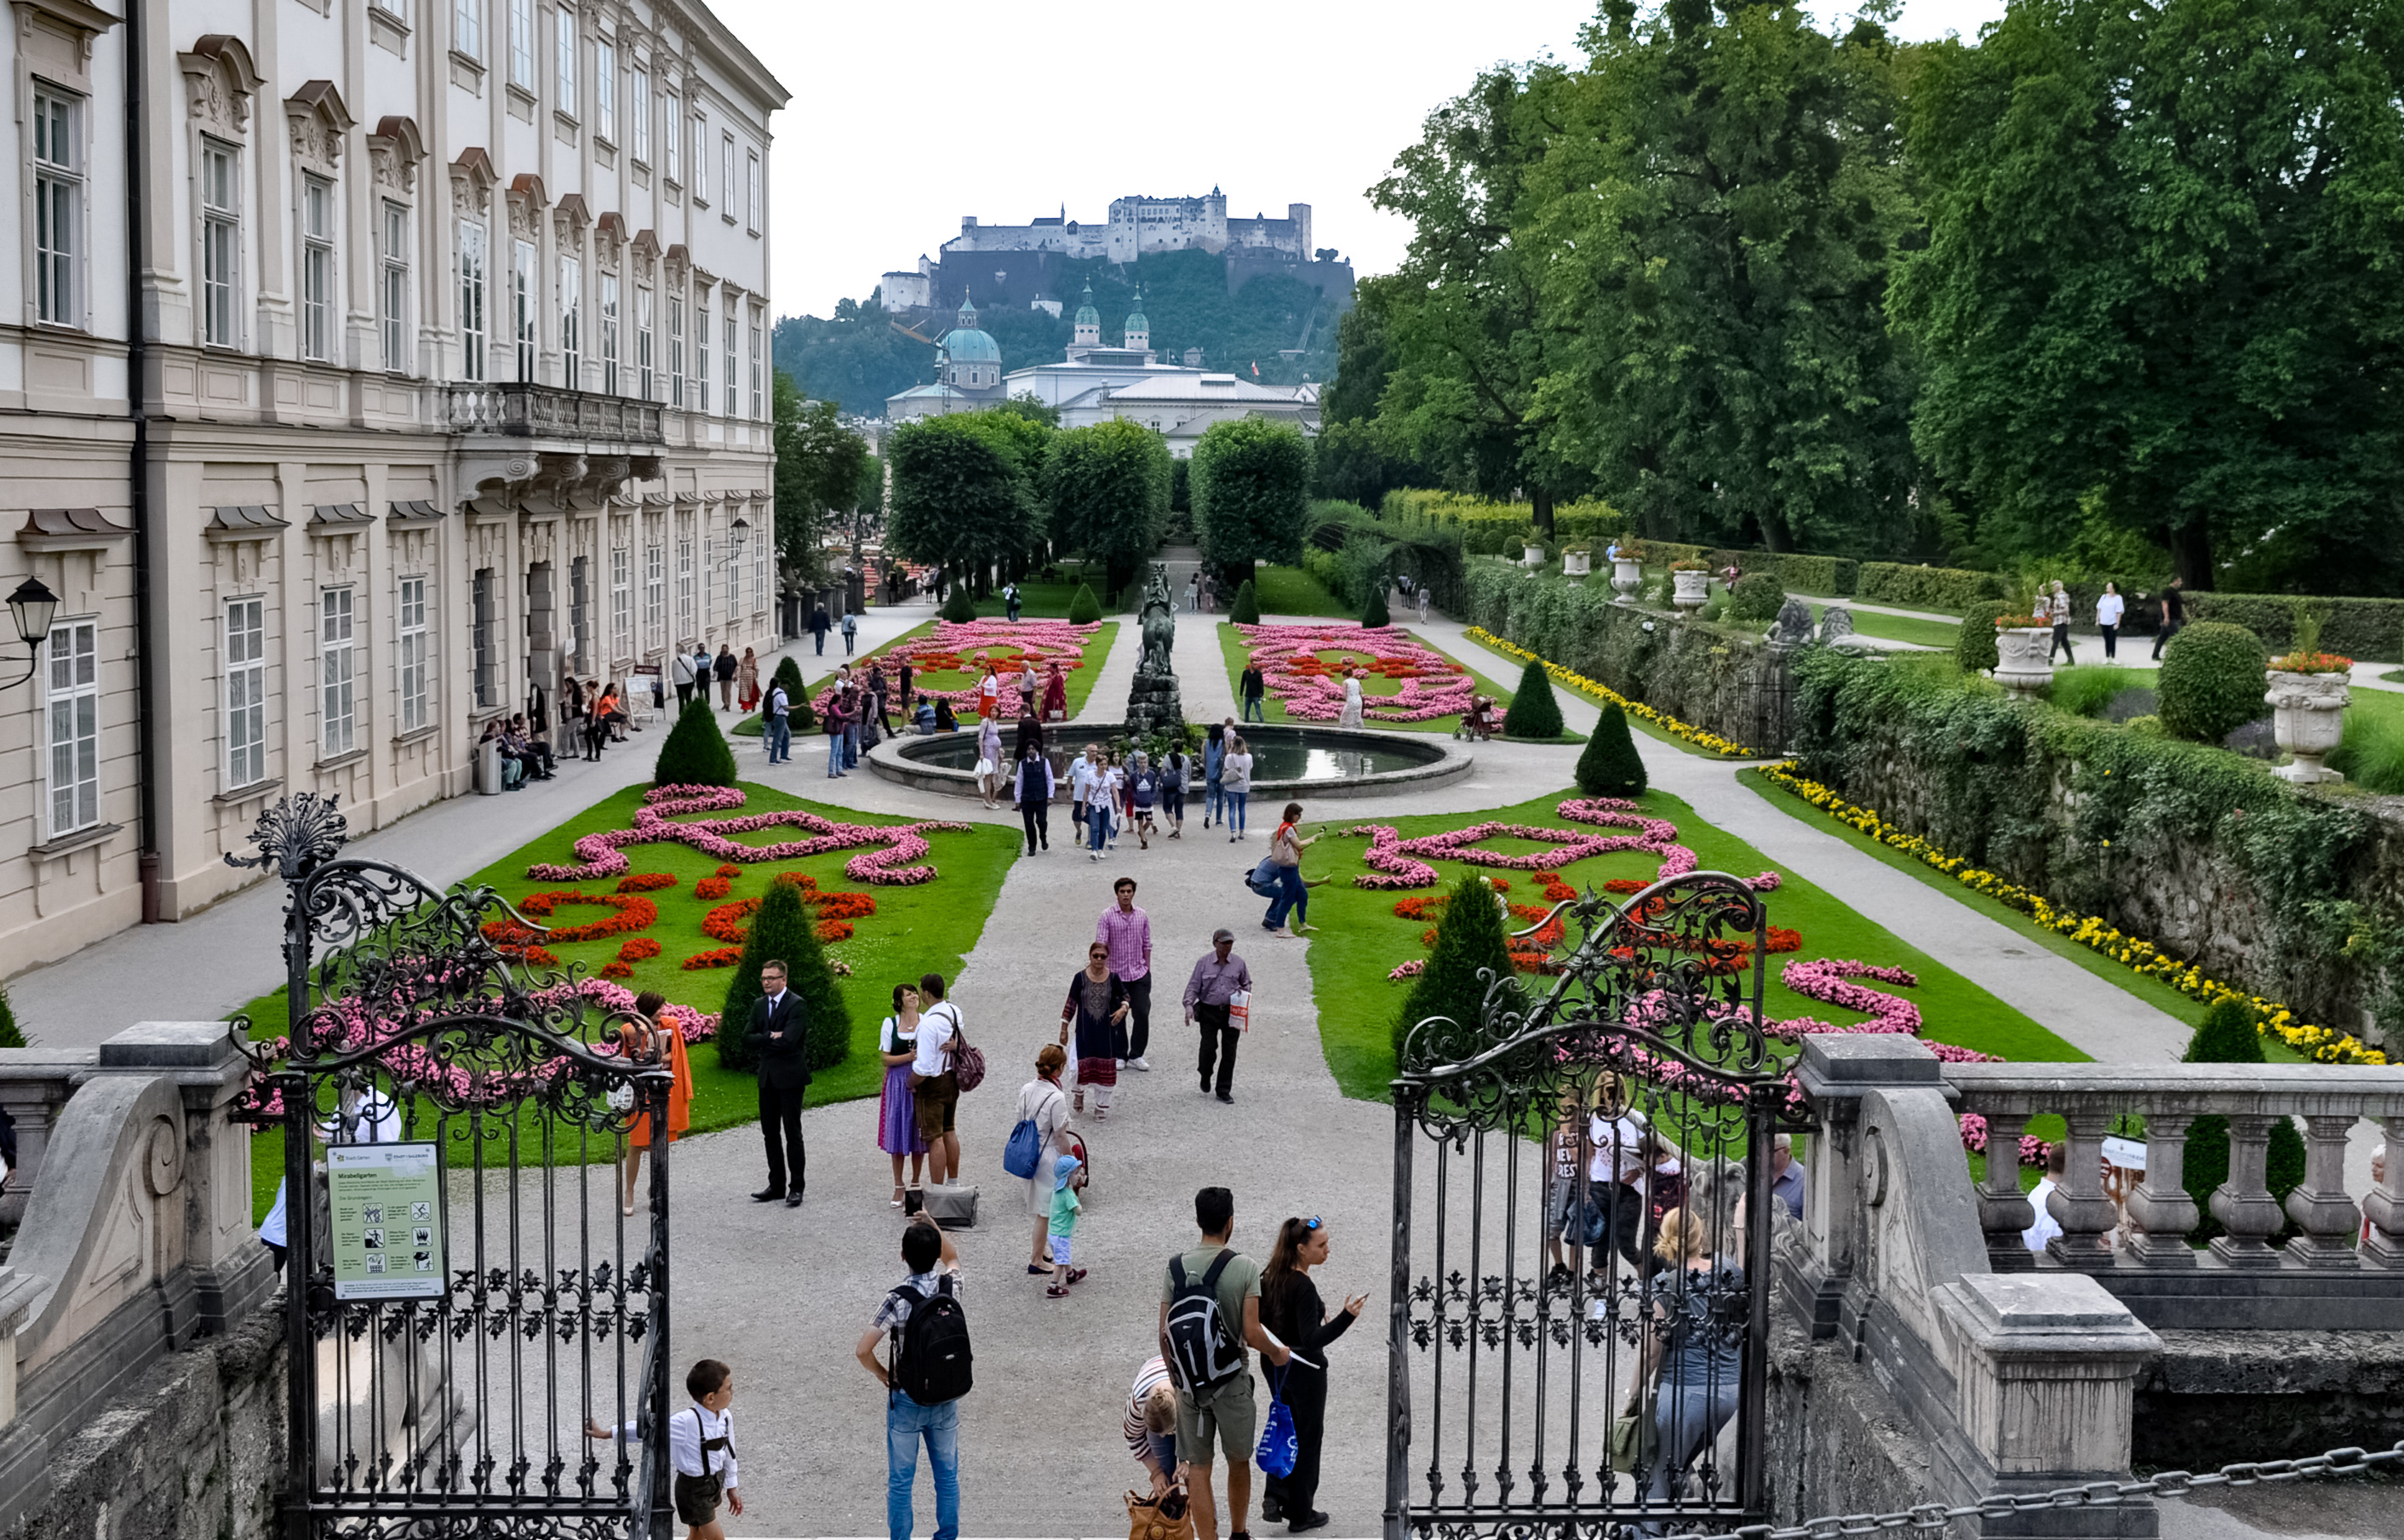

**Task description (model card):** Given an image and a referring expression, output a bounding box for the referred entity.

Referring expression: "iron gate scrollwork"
[229,793,678,1540]
[1386,873,1789,1540]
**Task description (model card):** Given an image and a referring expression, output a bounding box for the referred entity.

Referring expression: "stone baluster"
[2209,1114,2287,1268]
[2286,1114,2363,1268]
[2125,1113,2199,1267]
[2358,1113,2403,1268]
[1972,1106,2036,1271]
[2046,1108,2121,1269]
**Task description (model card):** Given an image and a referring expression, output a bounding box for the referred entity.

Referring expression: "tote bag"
[1228,990,1251,1033]
[1255,1368,1297,1478]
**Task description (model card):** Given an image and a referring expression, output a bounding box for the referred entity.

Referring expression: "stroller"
[1456,696,1497,741]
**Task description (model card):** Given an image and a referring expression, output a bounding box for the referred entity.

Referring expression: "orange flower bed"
[617,937,662,963]
[486,890,658,946]
[680,947,744,970]
[714,864,741,878]
[616,873,678,893]
[600,961,634,980]
[694,876,732,901]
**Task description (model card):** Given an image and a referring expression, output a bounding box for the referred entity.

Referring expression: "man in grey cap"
[1182,928,1254,1104]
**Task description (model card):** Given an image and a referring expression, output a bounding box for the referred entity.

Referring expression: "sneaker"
[1046,1283,1073,1299]
[1128,1057,1151,1072]
[1065,1267,1089,1286]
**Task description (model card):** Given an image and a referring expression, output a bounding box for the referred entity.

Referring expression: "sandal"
[890,1185,906,1208]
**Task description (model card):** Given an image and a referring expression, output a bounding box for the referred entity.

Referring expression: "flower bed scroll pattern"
[821,618,1102,718]
[1233,621,1477,723]
[528,784,970,887]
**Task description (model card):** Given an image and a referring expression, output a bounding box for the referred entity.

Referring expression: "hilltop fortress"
[879,188,1355,312]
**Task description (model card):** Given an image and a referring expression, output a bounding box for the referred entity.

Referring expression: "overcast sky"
[713,0,2008,318]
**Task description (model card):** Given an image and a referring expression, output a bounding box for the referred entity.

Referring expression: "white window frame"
[321,587,358,757]
[555,5,578,117]
[695,299,710,414]
[749,318,763,419]
[746,150,760,236]
[631,68,650,163]
[724,309,736,417]
[668,295,684,408]
[33,84,83,329]
[691,112,707,203]
[753,529,768,616]
[637,286,654,399]
[224,598,266,788]
[661,90,679,182]
[381,201,410,373]
[610,544,632,661]
[675,535,693,642]
[719,133,735,222]
[201,138,242,348]
[458,219,488,380]
[595,39,616,141]
[513,238,536,382]
[600,271,620,393]
[301,174,335,362]
[644,535,663,639]
[508,0,535,89]
[43,618,100,838]
[398,576,430,733]
[560,254,582,385]
[455,0,483,60]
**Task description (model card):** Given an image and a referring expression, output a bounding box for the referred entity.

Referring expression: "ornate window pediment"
[595,211,629,270]
[286,80,352,173]
[450,146,497,216]
[368,114,426,194]
[507,172,547,239]
[553,192,592,248]
[180,34,266,135]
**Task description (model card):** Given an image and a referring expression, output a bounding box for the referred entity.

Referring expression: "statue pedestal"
[1126,673,1185,742]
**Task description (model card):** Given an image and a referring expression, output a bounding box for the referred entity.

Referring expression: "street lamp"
[4,576,59,689]
[728,515,750,559]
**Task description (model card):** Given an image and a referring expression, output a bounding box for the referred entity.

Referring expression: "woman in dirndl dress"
[878,982,930,1206]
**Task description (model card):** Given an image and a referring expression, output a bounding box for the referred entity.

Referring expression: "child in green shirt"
[1046,1152,1088,1299]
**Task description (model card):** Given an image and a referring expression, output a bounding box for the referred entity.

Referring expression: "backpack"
[930,1004,986,1093]
[889,1276,973,1405]
[1164,1250,1247,1391]
[1002,1085,1061,1180]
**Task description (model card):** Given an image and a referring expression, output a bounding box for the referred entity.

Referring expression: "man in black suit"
[750,961,810,1207]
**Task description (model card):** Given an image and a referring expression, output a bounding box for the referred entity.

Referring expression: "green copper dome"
[1074,281,1100,328]
[1124,287,1149,336]
[940,291,999,364]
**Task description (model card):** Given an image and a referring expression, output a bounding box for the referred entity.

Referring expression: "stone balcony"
[441,383,665,513]
[442,381,665,448]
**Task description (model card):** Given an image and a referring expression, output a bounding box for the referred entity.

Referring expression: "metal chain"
[1679,1440,2404,1540]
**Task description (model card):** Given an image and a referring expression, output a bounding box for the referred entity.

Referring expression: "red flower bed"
[615,873,678,893]
[681,947,744,970]
[817,919,855,942]
[600,961,634,980]
[617,937,662,963]
[714,863,741,878]
[702,899,762,944]
[694,876,732,901]
[485,890,658,946]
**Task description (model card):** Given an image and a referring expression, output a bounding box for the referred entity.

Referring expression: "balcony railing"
[444,382,665,446]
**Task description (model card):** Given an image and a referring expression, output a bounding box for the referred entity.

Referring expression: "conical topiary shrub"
[1501,658,1563,740]
[654,696,738,787]
[942,584,980,622]
[769,656,816,730]
[0,981,25,1049]
[1396,872,1520,1061]
[1229,578,1261,625]
[1361,583,1391,629]
[2179,997,2306,1245]
[1577,702,1646,797]
[716,877,854,1073]
[1067,582,1103,623]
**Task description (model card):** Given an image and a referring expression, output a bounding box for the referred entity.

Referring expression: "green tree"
[941,584,980,622]
[1228,578,1261,626]
[654,697,737,787]
[1577,702,1646,796]
[1525,3,1918,553]
[1360,582,1391,629]
[1956,601,2011,674]
[1046,420,1173,601]
[0,979,25,1049]
[2179,998,2307,1245]
[887,414,1047,596]
[772,376,873,587]
[1891,0,2404,591]
[716,879,853,1073]
[1501,657,1564,739]
[1192,418,1312,592]
[1067,583,1103,624]
[2157,622,2268,743]
[769,656,815,730]
[994,392,1062,429]
[1396,872,1520,1058]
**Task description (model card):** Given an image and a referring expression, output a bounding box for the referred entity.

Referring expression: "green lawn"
[736,621,1119,736]
[962,564,1134,618]
[1217,622,1557,738]
[1253,564,1355,619]
[1296,787,2085,1104]
[237,780,1022,1215]
[1797,600,1960,651]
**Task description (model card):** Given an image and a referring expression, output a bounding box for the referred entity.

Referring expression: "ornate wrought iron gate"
[231,795,676,1540]
[1385,873,1789,1539]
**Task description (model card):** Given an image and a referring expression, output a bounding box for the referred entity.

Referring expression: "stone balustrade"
[443,381,666,446]
[1944,1063,2404,1329]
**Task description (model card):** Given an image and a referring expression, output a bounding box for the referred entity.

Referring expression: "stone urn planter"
[2268,670,2350,783]
[1563,551,1592,580]
[1672,570,1709,612]
[1611,558,1643,605]
[1524,542,1548,570]
[1993,626,2055,693]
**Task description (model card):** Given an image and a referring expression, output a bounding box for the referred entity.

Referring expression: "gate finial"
[226,792,351,883]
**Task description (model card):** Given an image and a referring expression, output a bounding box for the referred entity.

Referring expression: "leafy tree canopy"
[772,376,873,585]
[1192,419,1313,570]
[1046,419,1173,598]
[885,413,1048,575]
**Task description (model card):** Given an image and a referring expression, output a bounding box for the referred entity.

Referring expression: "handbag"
[1255,1367,1298,1478]
[922,1182,979,1227]
[1125,1488,1193,1540]
[1609,1398,1657,1476]
[973,756,995,777]
[948,1020,987,1094]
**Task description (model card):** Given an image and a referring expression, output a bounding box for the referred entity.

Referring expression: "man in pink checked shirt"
[1098,878,1154,1072]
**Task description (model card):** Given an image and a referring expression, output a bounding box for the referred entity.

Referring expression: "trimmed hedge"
[1395,870,1520,1056]
[1711,550,1857,596]
[1730,572,1787,622]
[2186,593,2404,662]
[941,585,979,622]
[1501,657,1564,739]
[2158,621,2268,743]
[1857,563,2005,610]
[1956,601,2011,673]
[1067,582,1103,623]
[1228,578,1261,625]
[1577,703,1647,796]
[654,697,737,787]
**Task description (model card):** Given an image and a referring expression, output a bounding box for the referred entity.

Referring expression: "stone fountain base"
[1125,673,1185,741]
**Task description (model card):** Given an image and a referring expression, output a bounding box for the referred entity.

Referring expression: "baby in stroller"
[1457,695,1497,741]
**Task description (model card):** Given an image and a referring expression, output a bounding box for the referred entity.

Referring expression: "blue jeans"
[1242,696,1267,723]
[827,731,846,776]
[886,1389,960,1540]
[1226,790,1249,834]
[1264,863,1306,930]
[1640,1373,1740,1531]
[1088,804,1110,852]
[844,723,861,767]
[766,718,790,763]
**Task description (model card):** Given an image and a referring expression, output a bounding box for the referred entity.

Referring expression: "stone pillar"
[1932,1274,2160,1530]
[1787,1033,1953,1340]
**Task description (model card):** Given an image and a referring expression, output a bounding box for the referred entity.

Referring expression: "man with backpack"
[858,1215,969,1540]
[1159,1188,1292,1540]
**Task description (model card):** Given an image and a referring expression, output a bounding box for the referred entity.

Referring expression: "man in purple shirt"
[1097,878,1154,1071]
[1183,928,1254,1104]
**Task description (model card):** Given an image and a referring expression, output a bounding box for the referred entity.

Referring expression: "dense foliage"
[1501,657,1564,739]
[655,698,737,787]
[2156,622,2268,743]
[1228,578,1261,626]
[1192,419,1313,581]
[772,375,873,586]
[1395,871,1520,1057]
[1045,420,1172,603]
[885,413,1048,587]
[1730,573,1787,623]
[769,656,815,731]
[1067,583,1102,624]
[1956,601,2011,673]
[715,878,853,1073]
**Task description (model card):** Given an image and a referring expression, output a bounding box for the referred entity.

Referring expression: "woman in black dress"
[1259,1216,1366,1531]
[1061,943,1130,1119]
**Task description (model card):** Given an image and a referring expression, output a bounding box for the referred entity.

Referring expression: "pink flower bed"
[1233,622,1477,723]
[528,784,971,887]
[1342,798,1780,892]
[819,619,1102,717]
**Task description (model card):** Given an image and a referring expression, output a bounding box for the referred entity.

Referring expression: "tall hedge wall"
[1856,563,2005,610]
[2185,593,2404,662]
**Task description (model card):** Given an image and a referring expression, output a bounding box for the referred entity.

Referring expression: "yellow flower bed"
[1465,629,1761,758]
[1760,763,2389,1066]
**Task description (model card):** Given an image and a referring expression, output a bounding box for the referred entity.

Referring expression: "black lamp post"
[4,576,60,689]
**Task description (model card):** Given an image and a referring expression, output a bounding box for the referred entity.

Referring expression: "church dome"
[940,291,1000,364]
[1074,282,1100,329]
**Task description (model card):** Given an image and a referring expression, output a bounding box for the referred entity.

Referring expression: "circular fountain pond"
[870,722,1472,801]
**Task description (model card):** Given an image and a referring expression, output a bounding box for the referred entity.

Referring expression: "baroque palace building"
[0,0,787,972]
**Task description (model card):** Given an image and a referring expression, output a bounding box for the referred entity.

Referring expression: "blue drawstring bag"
[1002,1115,1043,1179]
[1256,1366,1297,1478]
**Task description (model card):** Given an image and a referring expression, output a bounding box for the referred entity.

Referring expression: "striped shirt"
[1123,1354,1174,1460]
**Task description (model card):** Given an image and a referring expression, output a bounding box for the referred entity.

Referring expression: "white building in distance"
[0,0,787,973]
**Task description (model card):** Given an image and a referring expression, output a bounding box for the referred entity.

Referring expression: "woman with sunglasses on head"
[1259,1215,1366,1532]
